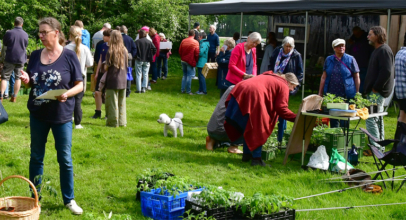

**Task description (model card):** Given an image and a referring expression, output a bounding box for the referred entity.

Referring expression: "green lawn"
[0,54,405,220]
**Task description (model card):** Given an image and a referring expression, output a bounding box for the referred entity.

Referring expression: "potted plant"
[368,93,379,114]
[262,134,280,161]
[234,192,295,219]
[136,169,174,200]
[308,124,327,152]
[321,93,335,113]
[325,93,348,110]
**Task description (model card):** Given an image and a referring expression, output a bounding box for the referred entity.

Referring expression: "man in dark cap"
[193,22,200,41]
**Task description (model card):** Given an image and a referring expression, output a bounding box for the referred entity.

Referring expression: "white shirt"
[135,34,152,42]
[65,43,94,92]
[92,30,103,48]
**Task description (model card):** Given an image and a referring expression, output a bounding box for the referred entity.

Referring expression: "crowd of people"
[0,15,403,214]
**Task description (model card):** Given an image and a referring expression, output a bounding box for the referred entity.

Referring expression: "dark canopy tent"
[189,0,406,166]
[189,0,406,15]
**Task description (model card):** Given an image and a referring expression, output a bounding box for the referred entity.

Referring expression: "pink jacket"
[226,42,257,85]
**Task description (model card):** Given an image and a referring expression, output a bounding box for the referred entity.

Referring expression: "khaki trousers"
[105,89,126,127]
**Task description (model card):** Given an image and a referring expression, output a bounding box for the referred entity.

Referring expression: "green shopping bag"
[329,148,354,172]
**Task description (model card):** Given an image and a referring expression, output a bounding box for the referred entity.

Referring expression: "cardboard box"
[202,62,218,79]
[90,73,96,92]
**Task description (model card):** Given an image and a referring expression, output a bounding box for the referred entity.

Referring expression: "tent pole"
[387,9,391,44]
[240,12,243,41]
[324,15,327,56]
[302,11,308,100]
[188,15,191,31]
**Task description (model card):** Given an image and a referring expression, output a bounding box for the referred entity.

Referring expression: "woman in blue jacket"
[196,32,210,94]
[216,38,235,98]
[319,38,360,128]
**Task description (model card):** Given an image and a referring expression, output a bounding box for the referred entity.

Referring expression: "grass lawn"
[0,53,405,220]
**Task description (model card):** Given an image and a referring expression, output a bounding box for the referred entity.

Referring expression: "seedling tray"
[136,173,174,201]
[184,200,234,220]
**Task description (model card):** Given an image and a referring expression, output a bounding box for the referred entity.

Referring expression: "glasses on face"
[38,30,55,37]
[334,45,345,48]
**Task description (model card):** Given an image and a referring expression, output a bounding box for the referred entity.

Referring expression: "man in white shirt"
[92,23,111,48]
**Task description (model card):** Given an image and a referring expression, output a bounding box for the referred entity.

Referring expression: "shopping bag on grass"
[329,148,354,172]
[307,145,329,170]
[0,101,8,124]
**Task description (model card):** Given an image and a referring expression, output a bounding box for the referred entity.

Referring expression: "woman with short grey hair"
[268,35,303,146]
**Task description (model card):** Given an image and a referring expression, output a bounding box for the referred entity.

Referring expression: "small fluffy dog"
[157,112,184,138]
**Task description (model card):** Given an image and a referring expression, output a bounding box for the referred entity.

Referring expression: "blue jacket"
[323,53,359,99]
[3,27,28,64]
[196,39,210,68]
[269,46,303,95]
[81,29,91,49]
[122,34,137,59]
[216,49,232,89]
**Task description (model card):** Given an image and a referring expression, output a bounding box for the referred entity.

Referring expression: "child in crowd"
[216,38,235,98]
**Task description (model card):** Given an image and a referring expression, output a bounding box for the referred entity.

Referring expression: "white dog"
[157,112,184,138]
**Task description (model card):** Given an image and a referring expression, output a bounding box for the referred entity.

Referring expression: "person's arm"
[85,47,94,67]
[55,81,83,102]
[215,35,220,55]
[373,49,393,93]
[274,86,297,122]
[318,71,327,96]
[151,42,157,56]
[95,56,102,79]
[353,72,360,93]
[228,47,246,79]
[131,40,137,58]
[194,44,200,63]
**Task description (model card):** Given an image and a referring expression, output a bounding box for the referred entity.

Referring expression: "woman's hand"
[243,74,254,80]
[55,93,68,102]
[220,47,225,53]
[20,70,30,84]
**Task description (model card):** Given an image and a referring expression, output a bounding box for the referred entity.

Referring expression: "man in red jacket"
[179,30,199,95]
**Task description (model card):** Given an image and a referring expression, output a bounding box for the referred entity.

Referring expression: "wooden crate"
[202,62,218,79]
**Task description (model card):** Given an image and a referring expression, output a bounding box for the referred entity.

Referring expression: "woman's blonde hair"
[224,38,235,49]
[276,72,299,85]
[108,30,127,70]
[69,26,82,60]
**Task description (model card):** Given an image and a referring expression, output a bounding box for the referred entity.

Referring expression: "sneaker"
[181,91,185,94]
[192,76,198,80]
[75,124,84,129]
[141,88,146,93]
[135,90,142,93]
[188,92,194,95]
[10,96,16,102]
[65,200,83,215]
[150,80,157,84]
[162,76,166,80]
[196,91,203,94]
[91,110,101,119]
[251,159,270,167]
[147,86,151,91]
[196,91,207,95]
[242,154,253,162]
[3,94,8,99]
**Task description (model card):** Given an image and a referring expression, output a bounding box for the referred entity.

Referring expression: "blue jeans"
[150,60,157,81]
[181,61,194,93]
[135,60,150,91]
[29,115,74,204]
[157,53,168,78]
[366,91,385,151]
[277,117,287,142]
[4,71,15,96]
[197,68,207,93]
[243,140,262,158]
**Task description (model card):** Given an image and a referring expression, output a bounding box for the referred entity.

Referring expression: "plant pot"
[262,150,276,161]
[327,103,348,110]
[0,206,15,212]
[184,200,234,220]
[373,105,378,114]
[234,207,296,220]
[321,106,329,114]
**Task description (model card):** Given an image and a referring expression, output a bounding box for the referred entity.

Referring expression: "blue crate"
[141,188,203,220]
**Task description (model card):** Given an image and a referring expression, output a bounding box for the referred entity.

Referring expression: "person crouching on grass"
[224,72,299,166]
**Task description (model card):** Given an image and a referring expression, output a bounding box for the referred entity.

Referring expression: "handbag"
[127,67,133,81]
[0,101,9,124]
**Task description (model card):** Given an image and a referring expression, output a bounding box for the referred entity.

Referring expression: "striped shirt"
[395,47,406,99]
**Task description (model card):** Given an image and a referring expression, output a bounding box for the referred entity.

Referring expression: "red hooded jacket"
[179,36,199,67]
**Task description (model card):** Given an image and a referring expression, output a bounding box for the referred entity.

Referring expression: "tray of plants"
[140,176,204,220]
[0,175,40,220]
[183,186,242,220]
[233,192,295,220]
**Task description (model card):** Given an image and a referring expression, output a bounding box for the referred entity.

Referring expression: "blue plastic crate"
[141,188,203,220]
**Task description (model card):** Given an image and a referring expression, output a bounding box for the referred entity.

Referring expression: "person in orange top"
[179,30,199,95]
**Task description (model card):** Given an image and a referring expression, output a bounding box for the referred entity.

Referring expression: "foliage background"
[0,0,217,49]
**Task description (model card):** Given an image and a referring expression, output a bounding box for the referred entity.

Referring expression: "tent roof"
[189,0,406,15]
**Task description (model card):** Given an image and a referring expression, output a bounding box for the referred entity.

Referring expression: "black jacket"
[134,38,156,62]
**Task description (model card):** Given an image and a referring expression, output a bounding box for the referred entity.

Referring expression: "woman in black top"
[20,17,84,215]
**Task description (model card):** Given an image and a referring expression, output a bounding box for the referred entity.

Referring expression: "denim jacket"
[323,53,359,99]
